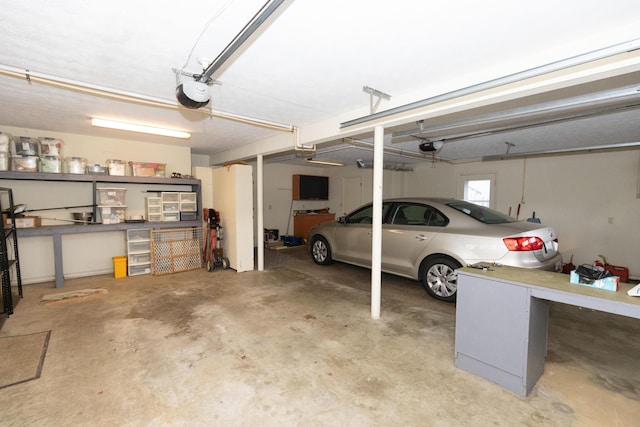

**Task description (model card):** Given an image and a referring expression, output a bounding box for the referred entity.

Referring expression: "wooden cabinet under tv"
[294,213,335,241]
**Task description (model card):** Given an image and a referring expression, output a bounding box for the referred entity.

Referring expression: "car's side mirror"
[338,216,347,224]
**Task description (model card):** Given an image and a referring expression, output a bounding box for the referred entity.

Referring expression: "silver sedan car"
[308,198,562,302]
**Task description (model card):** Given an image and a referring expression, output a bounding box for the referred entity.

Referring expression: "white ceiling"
[1,0,640,168]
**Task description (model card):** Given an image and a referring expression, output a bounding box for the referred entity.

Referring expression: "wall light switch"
[608,216,614,224]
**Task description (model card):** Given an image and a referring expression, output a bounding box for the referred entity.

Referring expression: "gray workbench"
[454,266,640,397]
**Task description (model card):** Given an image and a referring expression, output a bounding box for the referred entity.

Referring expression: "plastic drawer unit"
[126,228,151,276]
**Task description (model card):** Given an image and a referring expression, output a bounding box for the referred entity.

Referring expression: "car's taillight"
[503,236,545,251]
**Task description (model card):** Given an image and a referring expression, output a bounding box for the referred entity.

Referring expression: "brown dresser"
[294,213,335,241]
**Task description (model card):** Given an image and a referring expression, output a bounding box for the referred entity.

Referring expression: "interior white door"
[342,176,362,215]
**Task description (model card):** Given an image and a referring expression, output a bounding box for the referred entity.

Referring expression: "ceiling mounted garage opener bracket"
[363,86,391,114]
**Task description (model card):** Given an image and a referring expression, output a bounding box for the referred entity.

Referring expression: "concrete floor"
[1,246,639,426]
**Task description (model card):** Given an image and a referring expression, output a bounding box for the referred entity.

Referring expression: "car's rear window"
[446,200,516,224]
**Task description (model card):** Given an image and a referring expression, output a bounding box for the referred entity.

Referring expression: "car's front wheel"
[419,256,461,303]
[310,236,332,265]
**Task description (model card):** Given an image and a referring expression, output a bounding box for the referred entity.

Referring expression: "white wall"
[1,124,193,284]
[1,125,192,175]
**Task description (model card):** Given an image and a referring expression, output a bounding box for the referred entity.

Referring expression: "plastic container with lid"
[129,161,166,177]
[87,164,108,175]
[65,157,87,174]
[39,137,64,157]
[12,155,39,172]
[106,159,126,176]
[40,156,62,173]
[0,152,9,171]
[14,136,39,156]
[99,205,127,224]
[0,132,12,153]
[96,187,126,206]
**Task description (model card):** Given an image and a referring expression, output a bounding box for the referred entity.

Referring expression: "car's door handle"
[416,234,429,241]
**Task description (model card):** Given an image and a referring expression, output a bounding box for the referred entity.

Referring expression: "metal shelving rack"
[1,187,23,316]
[0,171,202,288]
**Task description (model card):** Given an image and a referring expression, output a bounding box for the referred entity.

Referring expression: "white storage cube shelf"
[145,193,198,222]
[127,228,151,276]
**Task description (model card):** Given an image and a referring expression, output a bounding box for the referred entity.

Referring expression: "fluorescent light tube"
[91,118,191,139]
[306,158,344,167]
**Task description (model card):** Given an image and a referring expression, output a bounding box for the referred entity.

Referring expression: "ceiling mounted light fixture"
[90,118,191,139]
[306,158,344,167]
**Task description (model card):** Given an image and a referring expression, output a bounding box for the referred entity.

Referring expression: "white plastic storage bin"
[39,137,64,157]
[129,252,151,264]
[98,205,127,224]
[162,212,180,222]
[87,164,108,175]
[127,228,150,241]
[147,213,163,222]
[40,156,62,173]
[128,264,151,276]
[179,192,197,212]
[12,155,39,172]
[0,133,11,153]
[14,137,39,156]
[162,202,179,212]
[66,157,87,174]
[96,187,126,206]
[0,152,9,171]
[106,159,126,176]
[161,192,180,202]
[128,240,151,253]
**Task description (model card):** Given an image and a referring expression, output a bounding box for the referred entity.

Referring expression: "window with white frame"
[459,173,496,208]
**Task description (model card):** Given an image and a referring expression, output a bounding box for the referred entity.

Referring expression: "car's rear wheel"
[310,236,332,265]
[419,256,461,303]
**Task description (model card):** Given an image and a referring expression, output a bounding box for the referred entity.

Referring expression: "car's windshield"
[446,200,516,224]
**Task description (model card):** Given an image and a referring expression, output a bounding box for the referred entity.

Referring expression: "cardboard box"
[570,270,619,292]
[266,240,284,249]
[5,216,41,228]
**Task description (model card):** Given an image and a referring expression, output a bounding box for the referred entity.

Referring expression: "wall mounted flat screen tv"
[292,174,329,200]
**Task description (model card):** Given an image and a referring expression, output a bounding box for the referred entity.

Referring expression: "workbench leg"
[53,234,64,288]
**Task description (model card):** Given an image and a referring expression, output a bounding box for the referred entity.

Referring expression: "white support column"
[371,125,384,319]
[257,154,264,271]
